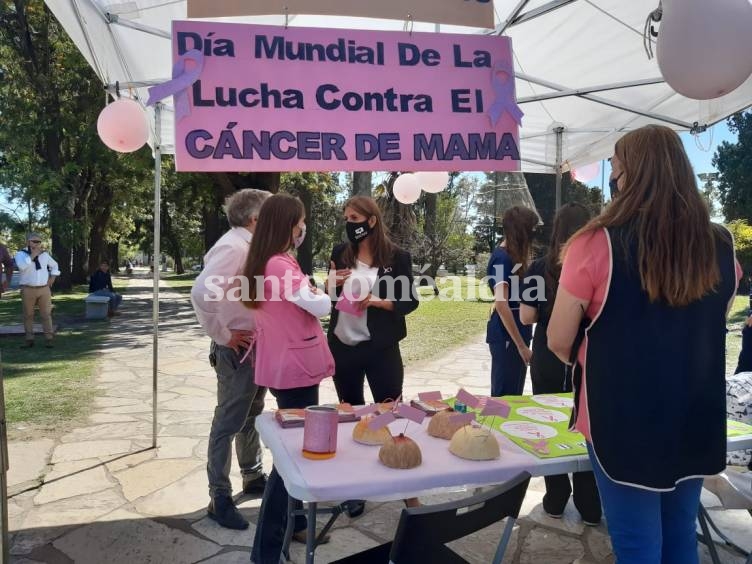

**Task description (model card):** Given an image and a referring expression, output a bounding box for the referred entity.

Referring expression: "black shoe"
[345,499,366,518]
[20,341,34,349]
[242,474,268,495]
[207,496,249,530]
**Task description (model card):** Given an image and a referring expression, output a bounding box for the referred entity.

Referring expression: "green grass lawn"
[0,282,123,437]
[726,295,749,375]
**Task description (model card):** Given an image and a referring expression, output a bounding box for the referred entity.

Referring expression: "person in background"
[0,242,13,297]
[191,189,271,530]
[486,206,539,397]
[89,260,123,316]
[245,194,334,564]
[15,232,59,349]
[520,203,601,526]
[326,195,420,517]
[547,125,740,564]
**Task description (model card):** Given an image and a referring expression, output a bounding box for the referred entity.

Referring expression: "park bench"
[85,294,111,320]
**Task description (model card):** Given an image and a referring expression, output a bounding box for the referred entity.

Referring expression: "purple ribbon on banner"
[488,59,524,127]
[146,49,204,121]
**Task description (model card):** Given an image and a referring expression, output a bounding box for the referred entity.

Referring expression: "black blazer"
[328,243,419,349]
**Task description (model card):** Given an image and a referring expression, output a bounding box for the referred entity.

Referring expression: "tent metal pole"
[0,354,9,564]
[517,77,665,103]
[105,14,171,39]
[555,127,564,210]
[152,103,162,449]
[498,0,532,35]
[516,72,695,129]
[521,156,556,169]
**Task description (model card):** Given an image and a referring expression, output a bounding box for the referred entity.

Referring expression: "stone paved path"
[5,271,751,563]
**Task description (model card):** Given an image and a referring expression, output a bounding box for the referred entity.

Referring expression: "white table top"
[256,412,752,503]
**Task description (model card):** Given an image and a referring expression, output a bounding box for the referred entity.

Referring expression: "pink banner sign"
[481,398,511,418]
[418,391,442,401]
[368,411,397,431]
[171,21,521,172]
[456,388,480,409]
[396,403,426,424]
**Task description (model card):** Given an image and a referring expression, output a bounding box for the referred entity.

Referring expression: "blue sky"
[595,120,736,199]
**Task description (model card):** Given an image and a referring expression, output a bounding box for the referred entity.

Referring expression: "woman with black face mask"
[326,196,420,408]
[326,195,421,517]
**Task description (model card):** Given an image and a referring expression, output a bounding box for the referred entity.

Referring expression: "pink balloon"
[572,162,600,183]
[657,0,752,100]
[393,174,421,204]
[97,99,149,153]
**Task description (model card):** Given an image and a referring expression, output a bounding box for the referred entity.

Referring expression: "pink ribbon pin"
[146,49,204,121]
[488,59,524,127]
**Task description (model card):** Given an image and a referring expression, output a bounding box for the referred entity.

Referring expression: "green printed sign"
[728,419,752,438]
[448,393,587,458]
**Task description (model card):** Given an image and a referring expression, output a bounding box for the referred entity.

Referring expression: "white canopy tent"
[45,0,752,170]
[40,0,752,448]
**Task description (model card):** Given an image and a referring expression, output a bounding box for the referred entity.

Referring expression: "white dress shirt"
[191,227,255,345]
[14,250,60,286]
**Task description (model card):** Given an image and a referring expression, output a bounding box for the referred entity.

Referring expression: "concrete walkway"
[5,272,751,563]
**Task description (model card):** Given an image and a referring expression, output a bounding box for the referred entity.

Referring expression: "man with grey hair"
[15,233,59,348]
[191,188,271,530]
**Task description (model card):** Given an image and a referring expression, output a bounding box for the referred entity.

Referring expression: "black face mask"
[609,173,623,196]
[346,220,372,244]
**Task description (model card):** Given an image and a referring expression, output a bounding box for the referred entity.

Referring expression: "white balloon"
[393,174,421,204]
[415,171,450,193]
[657,0,752,100]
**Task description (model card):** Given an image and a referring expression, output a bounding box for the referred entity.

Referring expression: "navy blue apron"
[582,225,735,490]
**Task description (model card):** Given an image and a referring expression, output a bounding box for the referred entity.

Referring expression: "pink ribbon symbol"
[488,60,523,127]
[146,49,204,121]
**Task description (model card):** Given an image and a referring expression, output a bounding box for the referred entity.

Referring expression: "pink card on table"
[368,411,396,430]
[336,297,364,317]
[353,404,379,417]
[456,388,481,409]
[481,398,511,418]
[396,403,426,424]
[450,412,476,425]
[418,391,443,401]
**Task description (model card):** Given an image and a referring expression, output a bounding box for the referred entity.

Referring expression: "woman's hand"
[517,344,533,365]
[358,293,394,311]
[329,261,352,287]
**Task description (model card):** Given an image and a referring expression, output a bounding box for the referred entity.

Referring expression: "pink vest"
[253,253,334,390]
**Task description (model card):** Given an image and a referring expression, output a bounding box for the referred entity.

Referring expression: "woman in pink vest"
[245,194,335,564]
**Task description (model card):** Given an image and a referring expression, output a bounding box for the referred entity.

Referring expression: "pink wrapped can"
[302,406,338,460]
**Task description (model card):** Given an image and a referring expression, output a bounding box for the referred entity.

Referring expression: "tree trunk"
[87,182,114,274]
[51,231,72,290]
[352,172,372,196]
[296,184,313,275]
[108,242,120,272]
[423,193,438,279]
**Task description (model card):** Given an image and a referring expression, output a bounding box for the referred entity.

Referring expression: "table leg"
[492,516,516,564]
[306,502,317,564]
[281,495,295,562]
[697,508,722,564]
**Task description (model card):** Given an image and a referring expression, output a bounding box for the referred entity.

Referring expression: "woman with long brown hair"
[327,195,419,406]
[547,125,740,563]
[326,195,420,517]
[486,205,539,397]
[520,203,601,525]
[245,194,335,563]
